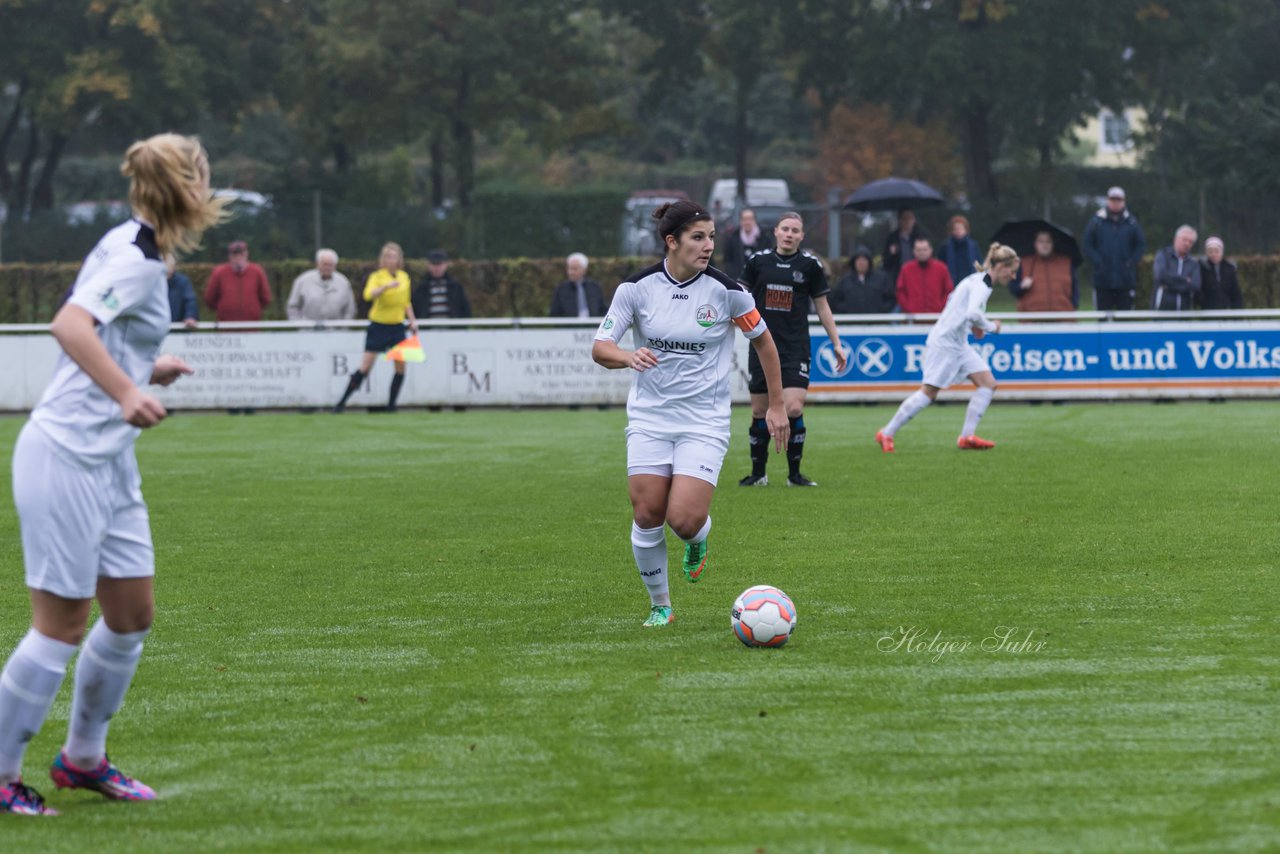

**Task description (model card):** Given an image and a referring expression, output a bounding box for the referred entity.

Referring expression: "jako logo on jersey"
[696,304,717,327]
[99,287,119,311]
[645,338,706,353]
[671,293,689,300]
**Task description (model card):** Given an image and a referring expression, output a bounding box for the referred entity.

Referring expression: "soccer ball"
[731,585,797,648]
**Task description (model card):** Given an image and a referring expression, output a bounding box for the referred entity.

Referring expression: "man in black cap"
[411,249,472,319]
[1083,186,1146,312]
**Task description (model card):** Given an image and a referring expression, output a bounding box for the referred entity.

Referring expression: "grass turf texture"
[0,402,1276,852]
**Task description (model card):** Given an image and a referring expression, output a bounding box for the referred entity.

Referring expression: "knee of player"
[104,601,154,634]
[631,505,666,530]
[785,403,805,419]
[666,513,706,542]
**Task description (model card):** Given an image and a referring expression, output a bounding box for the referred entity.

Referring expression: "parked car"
[620,188,689,257]
[707,178,794,227]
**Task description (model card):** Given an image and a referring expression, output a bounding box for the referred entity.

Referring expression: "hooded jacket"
[829,247,896,314]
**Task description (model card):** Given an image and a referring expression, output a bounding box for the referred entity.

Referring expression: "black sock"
[748,418,770,477]
[787,416,806,477]
[337,370,365,407]
[389,373,405,408]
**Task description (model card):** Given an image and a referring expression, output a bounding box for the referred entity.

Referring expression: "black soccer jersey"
[740,248,830,353]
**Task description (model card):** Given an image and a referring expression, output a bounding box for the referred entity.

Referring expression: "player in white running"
[875,242,1020,452]
[0,134,224,816]
[592,200,789,627]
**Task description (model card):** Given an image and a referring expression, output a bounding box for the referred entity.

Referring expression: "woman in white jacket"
[875,242,1020,452]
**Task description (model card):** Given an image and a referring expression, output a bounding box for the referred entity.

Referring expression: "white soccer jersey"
[31,219,170,465]
[596,261,766,439]
[927,271,998,351]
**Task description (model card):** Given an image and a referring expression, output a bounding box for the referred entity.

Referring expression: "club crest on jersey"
[99,287,119,311]
[792,271,805,284]
[602,316,614,330]
[696,304,717,328]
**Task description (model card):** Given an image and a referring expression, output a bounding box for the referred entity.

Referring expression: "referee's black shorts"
[364,321,407,353]
[747,345,810,394]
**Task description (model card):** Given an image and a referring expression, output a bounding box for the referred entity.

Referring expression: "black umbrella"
[843,177,945,212]
[990,219,1082,266]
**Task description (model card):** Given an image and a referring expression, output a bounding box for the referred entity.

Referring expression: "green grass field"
[0,402,1276,852]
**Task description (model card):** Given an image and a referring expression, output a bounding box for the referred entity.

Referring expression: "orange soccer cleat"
[957,435,996,450]
[874,430,895,453]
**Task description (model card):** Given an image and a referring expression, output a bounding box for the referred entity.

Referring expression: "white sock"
[631,523,669,606]
[64,619,148,770]
[884,391,932,437]
[676,516,711,545]
[961,387,995,437]
[0,629,77,783]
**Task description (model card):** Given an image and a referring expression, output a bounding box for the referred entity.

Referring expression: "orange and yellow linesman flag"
[383,335,426,363]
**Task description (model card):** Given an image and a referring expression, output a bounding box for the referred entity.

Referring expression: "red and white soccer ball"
[731,585,797,648]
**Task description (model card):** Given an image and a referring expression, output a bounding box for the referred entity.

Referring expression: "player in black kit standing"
[739,211,847,487]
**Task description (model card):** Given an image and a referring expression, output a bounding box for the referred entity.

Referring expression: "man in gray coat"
[286,248,356,322]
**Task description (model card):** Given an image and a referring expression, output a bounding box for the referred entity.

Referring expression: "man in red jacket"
[204,240,271,322]
[896,236,953,314]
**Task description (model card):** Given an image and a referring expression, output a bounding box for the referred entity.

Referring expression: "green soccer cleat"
[682,539,708,583]
[642,605,674,627]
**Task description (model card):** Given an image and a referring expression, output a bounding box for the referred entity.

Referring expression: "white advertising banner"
[2,320,1279,410]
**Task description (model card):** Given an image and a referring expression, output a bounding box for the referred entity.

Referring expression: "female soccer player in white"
[592,200,789,627]
[875,242,1020,452]
[0,134,223,816]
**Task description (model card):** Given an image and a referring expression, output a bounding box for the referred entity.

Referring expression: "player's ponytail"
[978,242,1019,273]
[122,134,228,256]
[653,200,713,249]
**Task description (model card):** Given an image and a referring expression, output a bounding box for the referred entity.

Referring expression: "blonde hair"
[977,242,1019,272]
[121,134,227,255]
[379,242,404,268]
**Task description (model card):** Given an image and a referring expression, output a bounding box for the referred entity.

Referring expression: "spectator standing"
[828,246,896,314]
[896,237,953,314]
[411,250,471,319]
[936,215,983,288]
[1198,237,1243,310]
[165,255,198,329]
[203,240,271,322]
[881,209,921,283]
[286,248,356,322]
[1152,225,1201,312]
[548,252,605,317]
[1083,186,1146,311]
[720,208,774,280]
[1011,230,1078,312]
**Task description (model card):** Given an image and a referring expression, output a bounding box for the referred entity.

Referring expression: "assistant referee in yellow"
[333,241,420,413]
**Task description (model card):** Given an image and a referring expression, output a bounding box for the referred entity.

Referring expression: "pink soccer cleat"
[957,435,996,450]
[50,752,156,801]
[875,430,895,453]
[1,779,58,815]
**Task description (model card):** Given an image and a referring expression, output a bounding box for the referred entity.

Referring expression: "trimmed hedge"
[3,254,1279,324]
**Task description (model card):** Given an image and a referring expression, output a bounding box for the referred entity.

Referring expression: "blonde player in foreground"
[875,243,1020,452]
[0,134,224,816]
[592,200,789,627]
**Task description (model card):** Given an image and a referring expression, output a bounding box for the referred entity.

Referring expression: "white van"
[706,179,793,224]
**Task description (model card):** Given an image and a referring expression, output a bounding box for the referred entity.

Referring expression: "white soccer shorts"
[921,344,991,389]
[625,427,730,486]
[12,422,155,599]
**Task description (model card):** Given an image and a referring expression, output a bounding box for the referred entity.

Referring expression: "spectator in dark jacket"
[549,252,605,317]
[1083,186,1146,311]
[166,255,198,329]
[829,246,896,314]
[881,209,921,283]
[936,215,982,287]
[1152,225,1201,312]
[720,208,774,280]
[411,249,472,319]
[1199,237,1243,309]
